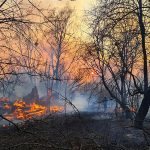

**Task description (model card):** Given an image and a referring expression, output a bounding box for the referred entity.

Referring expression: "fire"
[14,108,26,120]
[3,99,64,121]
[50,105,63,112]
[14,100,26,108]
[3,104,11,110]
[13,100,27,119]
[26,103,46,118]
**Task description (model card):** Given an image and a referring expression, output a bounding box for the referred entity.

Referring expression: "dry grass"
[0,113,149,150]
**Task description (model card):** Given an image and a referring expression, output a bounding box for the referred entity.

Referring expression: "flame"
[25,103,46,118]
[50,105,63,112]
[4,99,64,121]
[3,104,11,110]
[14,100,26,108]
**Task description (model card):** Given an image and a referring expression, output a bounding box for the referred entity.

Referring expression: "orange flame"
[3,104,11,110]
[4,99,63,120]
[50,105,63,112]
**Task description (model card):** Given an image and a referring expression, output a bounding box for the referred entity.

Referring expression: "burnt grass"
[0,112,150,150]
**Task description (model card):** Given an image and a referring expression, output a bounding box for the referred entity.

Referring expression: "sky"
[39,0,94,12]
[37,0,95,21]
[35,0,95,39]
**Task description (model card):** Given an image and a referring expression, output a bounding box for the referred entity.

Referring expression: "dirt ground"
[0,112,150,150]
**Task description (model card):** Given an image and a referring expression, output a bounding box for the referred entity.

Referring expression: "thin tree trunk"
[101,73,133,119]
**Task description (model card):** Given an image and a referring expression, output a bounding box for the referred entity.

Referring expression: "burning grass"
[3,99,63,121]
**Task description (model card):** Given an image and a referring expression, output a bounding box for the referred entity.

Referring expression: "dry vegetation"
[0,113,150,150]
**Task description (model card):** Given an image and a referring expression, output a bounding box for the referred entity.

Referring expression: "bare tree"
[33,6,82,111]
[0,0,47,98]
[84,0,150,123]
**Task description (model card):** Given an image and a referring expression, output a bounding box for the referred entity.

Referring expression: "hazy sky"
[37,0,95,18]
[39,0,94,10]
[35,0,96,39]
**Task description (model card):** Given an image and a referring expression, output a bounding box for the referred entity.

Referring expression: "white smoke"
[72,93,89,111]
[66,92,89,112]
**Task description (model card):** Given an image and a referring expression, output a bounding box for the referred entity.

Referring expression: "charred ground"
[0,112,150,150]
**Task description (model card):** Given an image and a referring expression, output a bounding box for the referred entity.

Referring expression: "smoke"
[7,74,96,113]
[66,92,89,112]
[13,75,47,99]
[72,93,89,111]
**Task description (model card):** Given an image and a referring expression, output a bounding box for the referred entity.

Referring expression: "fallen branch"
[0,115,20,131]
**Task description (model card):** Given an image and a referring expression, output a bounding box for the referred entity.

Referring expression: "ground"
[0,112,150,150]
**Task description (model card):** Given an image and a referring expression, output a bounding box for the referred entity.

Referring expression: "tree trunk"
[134,87,150,129]
[101,73,133,119]
[138,0,148,92]
[134,0,149,129]
[120,103,133,119]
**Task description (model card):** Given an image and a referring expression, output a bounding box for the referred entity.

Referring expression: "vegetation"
[0,0,149,149]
